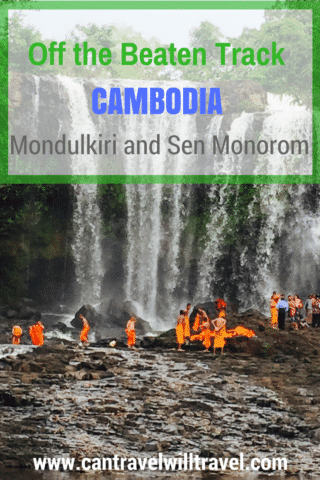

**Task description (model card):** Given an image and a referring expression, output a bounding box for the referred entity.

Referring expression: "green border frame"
[1,0,318,184]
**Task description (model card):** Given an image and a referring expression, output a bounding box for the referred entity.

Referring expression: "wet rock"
[0,338,319,475]
[0,389,35,407]
[71,304,102,329]
[226,336,263,356]
[310,428,320,441]
[98,298,152,335]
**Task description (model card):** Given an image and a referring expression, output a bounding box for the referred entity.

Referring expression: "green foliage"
[8,14,168,80]
[183,21,223,81]
[9,13,42,74]
[222,8,311,107]
[7,6,313,105]
[97,184,127,239]
[0,185,72,304]
[224,185,262,248]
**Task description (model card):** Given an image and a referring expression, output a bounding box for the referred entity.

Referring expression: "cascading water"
[123,101,165,320]
[206,93,311,176]
[122,81,197,324]
[196,184,230,301]
[255,94,312,175]
[57,75,104,305]
[211,112,255,175]
[123,88,313,321]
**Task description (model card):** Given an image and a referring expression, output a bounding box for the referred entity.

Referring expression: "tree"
[183,21,223,81]
[9,13,42,73]
[227,9,312,107]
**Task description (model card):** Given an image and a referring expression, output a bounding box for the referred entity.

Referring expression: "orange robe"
[190,321,212,349]
[176,315,185,345]
[29,322,44,346]
[192,313,201,332]
[12,325,22,345]
[289,300,296,318]
[228,325,256,338]
[80,319,90,343]
[295,298,303,316]
[125,319,136,346]
[213,326,227,349]
[270,295,280,325]
[270,297,279,326]
[183,314,190,338]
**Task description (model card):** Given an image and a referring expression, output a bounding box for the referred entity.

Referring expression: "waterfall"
[123,81,197,324]
[123,89,313,322]
[255,94,312,175]
[11,74,315,319]
[123,101,165,320]
[210,113,255,175]
[58,75,104,305]
[196,184,230,301]
[205,94,312,176]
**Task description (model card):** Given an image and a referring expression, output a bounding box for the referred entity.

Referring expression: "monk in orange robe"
[228,325,256,338]
[288,295,298,328]
[12,325,22,345]
[270,291,280,327]
[79,314,90,345]
[212,314,227,356]
[176,310,185,351]
[29,320,44,346]
[125,317,137,349]
[190,317,212,351]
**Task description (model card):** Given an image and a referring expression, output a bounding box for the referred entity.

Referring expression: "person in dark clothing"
[276,294,289,330]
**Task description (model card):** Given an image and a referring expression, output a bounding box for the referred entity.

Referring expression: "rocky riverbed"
[1,332,320,479]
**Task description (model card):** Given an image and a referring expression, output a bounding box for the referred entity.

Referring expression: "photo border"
[1,0,318,184]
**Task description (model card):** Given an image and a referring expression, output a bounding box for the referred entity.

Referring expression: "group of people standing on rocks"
[11,314,90,347]
[270,291,320,331]
[175,299,255,354]
[14,290,317,351]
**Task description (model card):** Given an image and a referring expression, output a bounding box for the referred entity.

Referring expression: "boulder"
[98,298,152,335]
[71,304,103,330]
